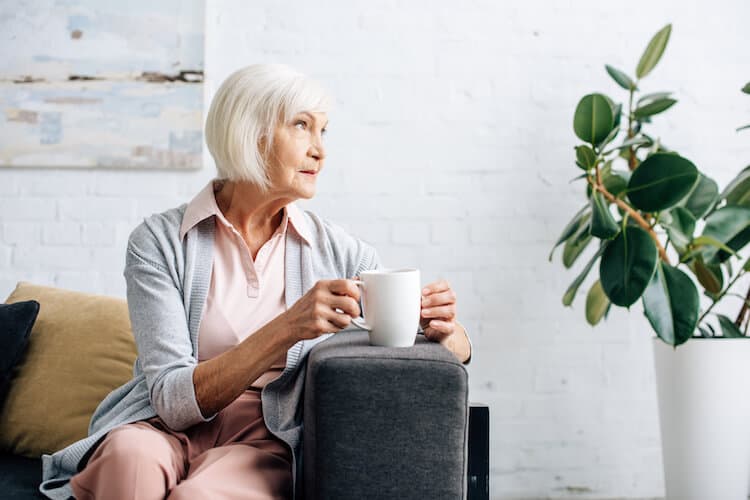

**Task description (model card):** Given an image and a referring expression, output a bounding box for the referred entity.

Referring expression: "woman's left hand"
[420,279,458,343]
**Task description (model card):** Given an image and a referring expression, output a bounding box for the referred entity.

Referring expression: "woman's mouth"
[299,170,317,177]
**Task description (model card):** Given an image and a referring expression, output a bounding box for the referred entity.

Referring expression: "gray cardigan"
[39,204,470,499]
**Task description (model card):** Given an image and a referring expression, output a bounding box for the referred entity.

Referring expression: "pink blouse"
[179,179,312,389]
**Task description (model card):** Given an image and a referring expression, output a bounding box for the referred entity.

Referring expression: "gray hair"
[205,64,332,191]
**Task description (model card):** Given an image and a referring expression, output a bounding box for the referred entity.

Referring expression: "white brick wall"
[1,1,749,498]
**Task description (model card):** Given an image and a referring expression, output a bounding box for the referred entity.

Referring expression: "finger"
[328,279,361,300]
[423,326,451,343]
[421,289,457,308]
[422,279,451,296]
[421,305,456,320]
[327,312,352,330]
[429,319,455,332]
[329,295,361,318]
[424,321,455,340]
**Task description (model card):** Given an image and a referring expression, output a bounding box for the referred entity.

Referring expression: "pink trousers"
[70,389,293,500]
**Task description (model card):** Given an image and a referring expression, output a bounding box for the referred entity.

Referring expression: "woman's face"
[265,111,328,200]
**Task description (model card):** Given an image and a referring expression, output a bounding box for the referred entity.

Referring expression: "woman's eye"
[321,128,327,136]
[294,120,307,130]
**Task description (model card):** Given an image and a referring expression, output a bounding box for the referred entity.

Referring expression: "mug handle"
[350,280,371,331]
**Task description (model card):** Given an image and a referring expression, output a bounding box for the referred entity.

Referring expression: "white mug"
[351,268,421,347]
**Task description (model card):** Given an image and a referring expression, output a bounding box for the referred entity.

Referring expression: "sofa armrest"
[303,331,469,500]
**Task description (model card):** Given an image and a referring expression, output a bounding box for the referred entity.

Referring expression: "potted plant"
[549,23,750,500]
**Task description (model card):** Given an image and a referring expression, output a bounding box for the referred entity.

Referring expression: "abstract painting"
[0,0,204,169]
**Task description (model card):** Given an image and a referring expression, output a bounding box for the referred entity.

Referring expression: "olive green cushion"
[0,282,137,459]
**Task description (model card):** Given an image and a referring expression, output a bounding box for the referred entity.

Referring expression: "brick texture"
[1,1,749,498]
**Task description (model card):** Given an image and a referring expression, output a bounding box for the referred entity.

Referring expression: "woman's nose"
[310,139,326,161]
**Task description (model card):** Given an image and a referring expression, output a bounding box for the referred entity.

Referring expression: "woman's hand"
[420,279,471,363]
[420,279,458,343]
[281,279,361,342]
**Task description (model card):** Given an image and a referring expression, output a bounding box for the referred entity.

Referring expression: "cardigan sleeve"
[124,237,217,431]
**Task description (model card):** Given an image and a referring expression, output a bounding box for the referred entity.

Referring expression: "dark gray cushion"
[303,331,469,500]
[0,453,44,498]
[0,300,39,407]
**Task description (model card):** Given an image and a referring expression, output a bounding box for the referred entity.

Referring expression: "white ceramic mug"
[351,268,421,347]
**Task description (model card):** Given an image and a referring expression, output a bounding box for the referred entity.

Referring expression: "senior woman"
[39,64,471,500]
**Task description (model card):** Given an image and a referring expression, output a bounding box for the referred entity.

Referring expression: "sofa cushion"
[0,282,137,459]
[0,453,44,499]
[0,300,39,407]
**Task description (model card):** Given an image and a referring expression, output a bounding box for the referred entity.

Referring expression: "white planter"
[653,337,750,500]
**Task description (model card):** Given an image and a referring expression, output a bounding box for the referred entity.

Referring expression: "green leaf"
[602,136,652,155]
[638,91,673,105]
[720,165,750,207]
[724,259,734,277]
[585,280,610,326]
[636,24,672,79]
[590,191,620,239]
[618,136,652,149]
[642,262,699,346]
[691,235,738,256]
[738,124,750,132]
[603,172,628,198]
[600,226,658,307]
[716,314,745,338]
[612,103,622,130]
[626,153,699,212]
[597,96,622,149]
[612,168,631,184]
[681,236,739,266]
[586,162,627,199]
[698,325,712,337]
[574,94,615,145]
[605,65,636,90]
[742,82,750,94]
[570,173,589,183]
[563,244,608,306]
[549,205,590,261]
[598,125,621,149]
[562,213,593,268]
[575,145,597,170]
[633,98,677,119]
[701,206,750,263]
[691,255,723,295]
[680,174,719,219]
[662,206,695,251]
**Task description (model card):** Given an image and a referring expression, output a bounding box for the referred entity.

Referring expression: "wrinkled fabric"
[71,389,292,500]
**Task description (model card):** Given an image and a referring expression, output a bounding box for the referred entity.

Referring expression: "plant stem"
[627,87,637,171]
[735,282,750,327]
[726,292,750,308]
[698,269,746,325]
[589,172,670,264]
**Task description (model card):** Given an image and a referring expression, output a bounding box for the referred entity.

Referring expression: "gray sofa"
[0,331,487,499]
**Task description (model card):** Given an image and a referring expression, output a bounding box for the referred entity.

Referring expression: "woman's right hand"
[281,279,362,342]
